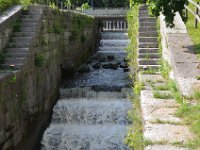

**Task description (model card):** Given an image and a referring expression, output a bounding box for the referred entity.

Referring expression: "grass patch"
[167,80,183,104]
[184,0,200,57]
[140,68,158,74]
[150,119,183,125]
[172,141,186,147]
[153,84,170,91]
[144,139,154,146]
[125,84,144,150]
[153,91,173,99]
[196,76,200,80]
[35,54,45,67]
[190,90,200,102]
[176,103,200,148]
[144,139,168,146]
[124,5,144,150]
[159,60,171,80]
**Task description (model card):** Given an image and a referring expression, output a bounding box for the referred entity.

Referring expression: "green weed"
[153,84,169,91]
[35,54,45,67]
[153,91,173,99]
[150,118,182,125]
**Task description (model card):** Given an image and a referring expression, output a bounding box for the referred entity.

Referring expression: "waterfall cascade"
[41,30,132,150]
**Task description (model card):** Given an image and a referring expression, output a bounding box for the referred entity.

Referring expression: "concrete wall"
[0,6,99,150]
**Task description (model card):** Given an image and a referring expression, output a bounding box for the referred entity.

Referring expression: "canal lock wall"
[0,5,99,150]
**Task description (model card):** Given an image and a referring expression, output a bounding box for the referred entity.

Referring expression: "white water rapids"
[41,31,132,150]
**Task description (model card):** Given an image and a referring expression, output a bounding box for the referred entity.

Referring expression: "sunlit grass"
[184,0,200,57]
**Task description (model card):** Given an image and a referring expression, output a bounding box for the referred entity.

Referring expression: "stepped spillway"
[41,31,132,150]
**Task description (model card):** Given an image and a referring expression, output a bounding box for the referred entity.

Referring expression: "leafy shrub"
[0,52,6,64]
[20,0,32,5]
[0,0,20,12]
[35,54,45,67]
[81,2,90,11]
[64,0,71,9]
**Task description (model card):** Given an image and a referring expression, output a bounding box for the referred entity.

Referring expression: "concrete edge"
[0,5,23,30]
[160,13,200,96]
[160,13,184,95]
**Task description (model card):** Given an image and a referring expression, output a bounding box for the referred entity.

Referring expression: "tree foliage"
[131,0,188,27]
[148,0,187,27]
[101,0,129,7]
[0,0,19,12]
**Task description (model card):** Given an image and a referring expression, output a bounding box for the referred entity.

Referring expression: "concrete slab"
[145,145,190,150]
[139,74,165,83]
[141,88,193,148]
[144,123,193,144]
[143,107,181,123]
[141,90,179,108]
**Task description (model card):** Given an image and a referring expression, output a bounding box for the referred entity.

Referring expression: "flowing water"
[41,31,132,150]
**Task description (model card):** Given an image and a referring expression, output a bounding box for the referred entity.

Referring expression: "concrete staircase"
[138,5,193,150]
[138,5,160,70]
[1,6,42,70]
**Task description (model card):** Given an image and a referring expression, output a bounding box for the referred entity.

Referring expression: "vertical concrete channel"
[40,27,132,148]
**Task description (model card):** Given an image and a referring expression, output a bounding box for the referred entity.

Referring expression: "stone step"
[21,14,41,19]
[139,37,157,43]
[139,65,160,70]
[139,74,165,83]
[11,37,32,42]
[139,42,158,48]
[139,27,157,32]
[21,18,40,23]
[8,42,31,48]
[20,27,37,32]
[145,145,190,150]
[21,22,37,28]
[139,10,148,14]
[27,6,43,15]
[139,13,149,16]
[139,5,148,10]
[138,53,160,59]
[6,52,28,58]
[13,32,34,37]
[139,31,157,37]
[139,22,157,27]
[139,48,160,53]
[139,17,156,22]
[139,14,151,18]
[6,48,29,53]
[1,63,23,70]
[4,58,25,64]
[139,59,160,65]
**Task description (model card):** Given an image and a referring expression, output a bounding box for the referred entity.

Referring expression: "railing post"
[60,2,63,11]
[56,0,59,8]
[195,2,199,28]
[185,5,188,19]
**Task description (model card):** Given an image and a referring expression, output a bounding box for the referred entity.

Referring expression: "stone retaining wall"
[0,6,99,150]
